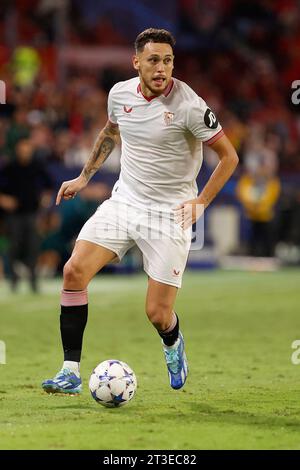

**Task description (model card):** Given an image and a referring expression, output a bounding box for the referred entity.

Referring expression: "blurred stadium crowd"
[0,0,300,289]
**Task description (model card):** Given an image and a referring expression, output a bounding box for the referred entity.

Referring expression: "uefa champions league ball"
[89,359,137,407]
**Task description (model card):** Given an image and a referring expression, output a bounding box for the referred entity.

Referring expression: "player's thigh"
[64,240,116,285]
[77,198,135,264]
[137,231,190,290]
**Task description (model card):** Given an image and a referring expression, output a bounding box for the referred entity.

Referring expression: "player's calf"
[42,288,87,395]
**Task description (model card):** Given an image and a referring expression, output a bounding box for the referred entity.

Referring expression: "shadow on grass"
[54,401,299,426]
[50,404,95,411]
[50,388,300,432]
[154,401,300,431]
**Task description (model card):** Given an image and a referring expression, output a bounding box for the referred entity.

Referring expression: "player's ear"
[132,55,139,71]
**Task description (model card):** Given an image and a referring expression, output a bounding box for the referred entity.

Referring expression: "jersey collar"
[137,79,174,102]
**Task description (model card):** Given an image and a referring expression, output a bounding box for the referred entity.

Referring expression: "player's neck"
[139,81,161,99]
[138,78,174,100]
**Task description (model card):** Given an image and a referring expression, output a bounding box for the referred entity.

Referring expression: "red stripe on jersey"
[204,129,224,145]
[137,83,156,101]
[164,79,174,97]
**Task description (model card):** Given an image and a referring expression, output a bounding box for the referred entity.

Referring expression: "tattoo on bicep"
[82,136,115,181]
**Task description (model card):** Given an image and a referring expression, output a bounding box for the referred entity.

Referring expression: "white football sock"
[62,361,80,377]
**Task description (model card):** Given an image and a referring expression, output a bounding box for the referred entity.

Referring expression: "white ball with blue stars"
[89,360,137,407]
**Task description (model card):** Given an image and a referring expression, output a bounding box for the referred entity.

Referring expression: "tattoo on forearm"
[81,135,115,182]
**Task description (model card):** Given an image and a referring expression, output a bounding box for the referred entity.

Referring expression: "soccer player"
[42,28,238,394]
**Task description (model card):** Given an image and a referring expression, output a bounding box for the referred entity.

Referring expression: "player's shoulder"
[109,77,139,96]
[173,78,206,107]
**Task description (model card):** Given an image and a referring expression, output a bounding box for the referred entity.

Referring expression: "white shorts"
[77,198,191,288]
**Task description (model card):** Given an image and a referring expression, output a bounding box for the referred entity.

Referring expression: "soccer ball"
[89,359,137,408]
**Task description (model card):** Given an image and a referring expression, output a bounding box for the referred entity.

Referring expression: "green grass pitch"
[0,270,300,450]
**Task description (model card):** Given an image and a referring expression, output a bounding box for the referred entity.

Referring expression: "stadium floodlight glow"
[0,340,6,364]
[0,80,6,104]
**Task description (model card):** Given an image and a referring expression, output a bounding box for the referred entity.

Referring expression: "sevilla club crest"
[164,111,174,125]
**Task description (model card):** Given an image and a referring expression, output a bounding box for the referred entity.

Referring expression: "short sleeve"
[186,97,224,145]
[107,88,118,125]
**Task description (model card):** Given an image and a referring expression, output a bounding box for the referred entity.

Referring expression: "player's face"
[133,42,174,97]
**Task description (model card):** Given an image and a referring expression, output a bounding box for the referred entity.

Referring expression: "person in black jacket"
[0,138,53,291]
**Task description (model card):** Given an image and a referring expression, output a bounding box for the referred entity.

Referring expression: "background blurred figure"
[236,141,281,257]
[0,138,53,291]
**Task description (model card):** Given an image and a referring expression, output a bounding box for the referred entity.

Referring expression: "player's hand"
[173,198,204,229]
[56,175,87,206]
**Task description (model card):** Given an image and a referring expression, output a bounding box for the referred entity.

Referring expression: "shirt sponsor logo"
[123,105,133,113]
[164,111,174,126]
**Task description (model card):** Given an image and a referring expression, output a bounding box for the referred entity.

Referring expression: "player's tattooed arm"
[55,121,119,205]
[80,120,120,183]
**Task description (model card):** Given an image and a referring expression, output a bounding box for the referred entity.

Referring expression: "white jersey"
[108,76,224,209]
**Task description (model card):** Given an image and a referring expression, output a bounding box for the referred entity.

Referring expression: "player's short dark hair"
[134,28,175,53]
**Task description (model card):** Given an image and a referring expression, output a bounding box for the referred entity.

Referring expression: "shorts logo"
[173,269,180,276]
[124,105,133,113]
[164,111,174,126]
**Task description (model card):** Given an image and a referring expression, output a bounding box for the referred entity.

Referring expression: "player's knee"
[146,303,172,331]
[63,259,86,288]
